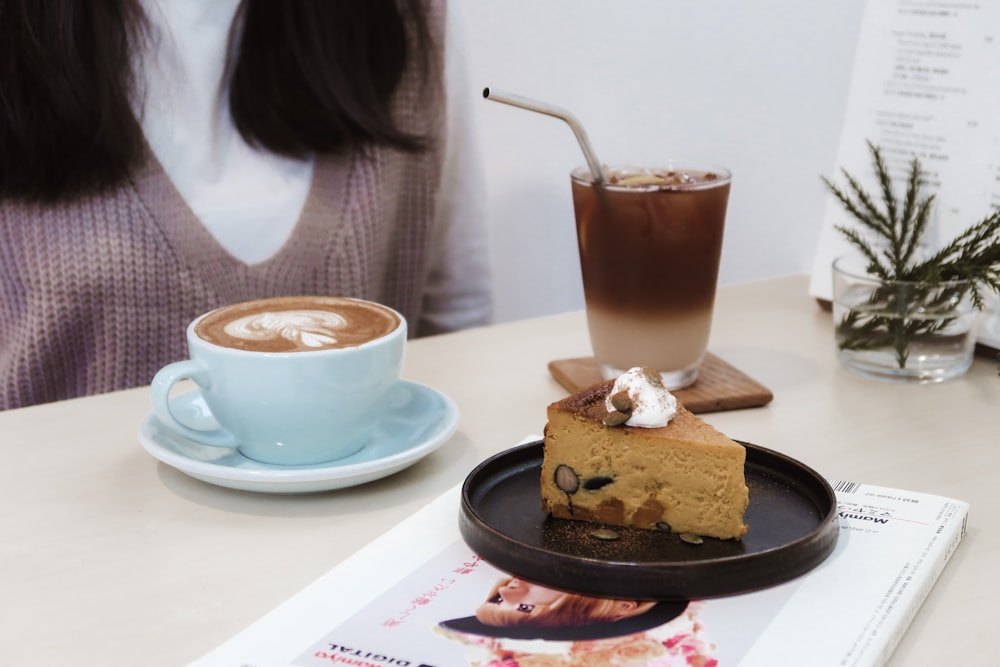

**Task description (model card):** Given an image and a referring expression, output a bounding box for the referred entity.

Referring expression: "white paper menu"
[809,0,1000,347]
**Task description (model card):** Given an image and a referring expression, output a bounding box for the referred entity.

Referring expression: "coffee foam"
[195,296,400,352]
[574,165,731,191]
[223,310,348,350]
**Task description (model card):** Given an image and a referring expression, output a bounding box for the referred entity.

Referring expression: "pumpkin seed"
[602,410,629,427]
[679,532,704,545]
[642,366,664,388]
[610,391,632,413]
[590,528,620,541]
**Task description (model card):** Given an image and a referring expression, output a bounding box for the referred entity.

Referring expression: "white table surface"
[2,275,997,666]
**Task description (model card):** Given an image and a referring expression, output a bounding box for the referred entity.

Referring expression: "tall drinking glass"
[571,163,732,389]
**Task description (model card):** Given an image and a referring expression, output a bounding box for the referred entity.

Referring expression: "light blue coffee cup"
[150,297,406,466]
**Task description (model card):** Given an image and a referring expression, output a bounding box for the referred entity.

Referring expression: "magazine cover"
[193,480,967,667]
[292,539,796,667]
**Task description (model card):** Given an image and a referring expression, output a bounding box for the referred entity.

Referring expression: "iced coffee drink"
[572,164,731,389]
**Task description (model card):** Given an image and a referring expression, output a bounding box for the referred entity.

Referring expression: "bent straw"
[483,87,605,185]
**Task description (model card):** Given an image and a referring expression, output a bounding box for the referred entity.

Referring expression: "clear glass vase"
[831,256,977,383]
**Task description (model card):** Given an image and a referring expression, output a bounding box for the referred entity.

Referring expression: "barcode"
[831,479,860,494]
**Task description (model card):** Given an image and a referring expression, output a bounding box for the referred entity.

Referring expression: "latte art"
[224,310,348,350]
[194,296,400,353]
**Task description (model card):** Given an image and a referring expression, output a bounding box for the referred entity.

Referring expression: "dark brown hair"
[0,0,429,202]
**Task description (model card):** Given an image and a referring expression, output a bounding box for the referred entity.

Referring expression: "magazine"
[192,479,968,667]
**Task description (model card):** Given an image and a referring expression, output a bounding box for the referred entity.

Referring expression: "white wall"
[454,0,867,323]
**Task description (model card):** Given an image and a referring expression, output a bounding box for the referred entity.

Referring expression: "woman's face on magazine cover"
[475,576,658,629]
[490,578,563,613]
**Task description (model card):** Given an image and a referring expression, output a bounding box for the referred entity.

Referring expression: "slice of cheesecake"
[540,376,749,540]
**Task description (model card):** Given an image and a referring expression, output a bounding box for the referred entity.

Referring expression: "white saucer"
[138,380,459,493]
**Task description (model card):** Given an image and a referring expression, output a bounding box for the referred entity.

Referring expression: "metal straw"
[483,87,605,185]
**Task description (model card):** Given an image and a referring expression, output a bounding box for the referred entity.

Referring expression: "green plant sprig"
[822,141,929,279]
[823,140,1000,369]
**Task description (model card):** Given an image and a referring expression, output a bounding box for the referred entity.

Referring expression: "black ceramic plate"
[459,440,838,600]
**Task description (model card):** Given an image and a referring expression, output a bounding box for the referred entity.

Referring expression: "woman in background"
[0,0,491,410]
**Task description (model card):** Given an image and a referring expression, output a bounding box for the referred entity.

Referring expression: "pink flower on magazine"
[513,654,571,667]
[572,635,667,665]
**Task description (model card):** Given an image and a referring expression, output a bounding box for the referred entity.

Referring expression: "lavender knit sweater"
[0,7,447,410]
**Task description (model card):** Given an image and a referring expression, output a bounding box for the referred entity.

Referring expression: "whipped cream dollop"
[604,366,678,428]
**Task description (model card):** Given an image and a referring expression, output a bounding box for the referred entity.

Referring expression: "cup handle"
[150,360,240,449]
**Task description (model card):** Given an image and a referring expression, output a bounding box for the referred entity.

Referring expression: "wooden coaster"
[548,353,773,414]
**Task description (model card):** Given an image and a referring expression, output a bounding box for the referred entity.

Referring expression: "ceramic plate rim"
[138,379,458,487]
